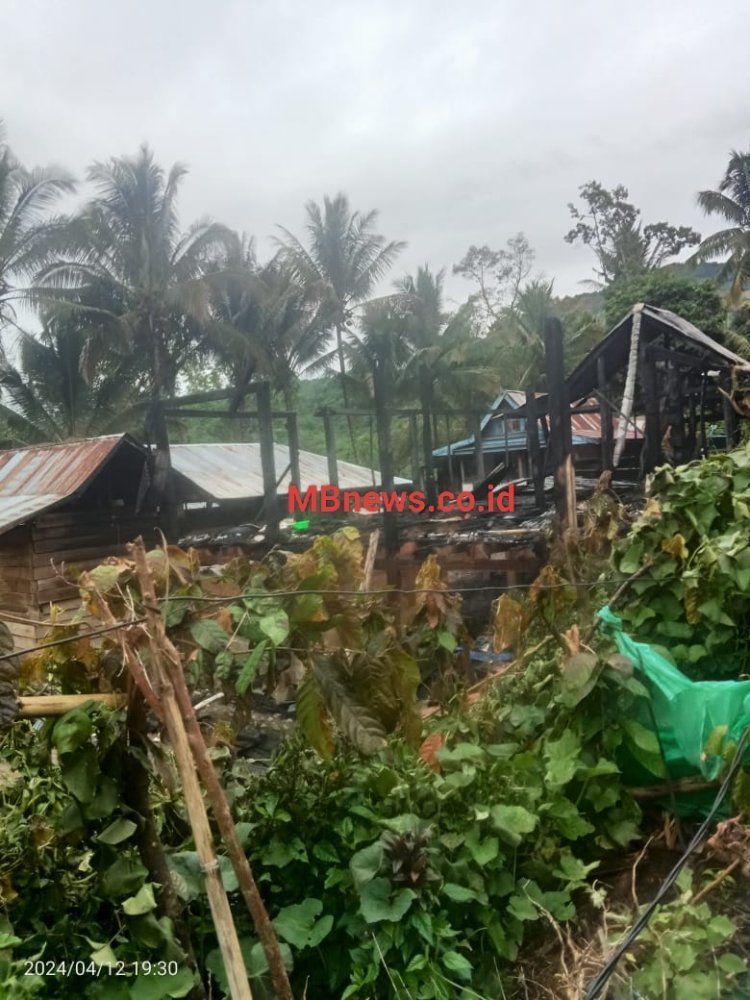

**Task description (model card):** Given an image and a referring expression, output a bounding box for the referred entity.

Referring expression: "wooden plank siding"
[0,510,161,649]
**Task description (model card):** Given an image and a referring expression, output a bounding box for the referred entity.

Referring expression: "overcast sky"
[2,0,748,304]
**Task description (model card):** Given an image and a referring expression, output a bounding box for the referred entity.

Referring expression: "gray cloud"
[2,0,747,305]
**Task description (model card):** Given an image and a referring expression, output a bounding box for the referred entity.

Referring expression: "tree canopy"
[0,124,747,458]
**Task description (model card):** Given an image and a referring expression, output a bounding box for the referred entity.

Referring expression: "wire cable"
[583,724,750,1000]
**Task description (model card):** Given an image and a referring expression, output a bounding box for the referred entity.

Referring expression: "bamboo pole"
[18,693,125,717]
[155,673,253,1000]
[131,541,293,1000]
[125,547,253,1000]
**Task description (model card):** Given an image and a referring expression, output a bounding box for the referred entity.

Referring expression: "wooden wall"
[0,524,36,649]
[0,508,161,652]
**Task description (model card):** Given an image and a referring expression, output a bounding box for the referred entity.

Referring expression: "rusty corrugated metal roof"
[170,442,408,501]
[0,435,139,535]
[570,398,644,440]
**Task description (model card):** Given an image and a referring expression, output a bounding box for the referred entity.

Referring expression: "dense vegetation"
[3,452,750,996]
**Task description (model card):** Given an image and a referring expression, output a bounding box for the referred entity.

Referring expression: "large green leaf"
[259,610,289,646]
[189,618,229,653]
[273,898,333,950]
[463,830,500,866]
[544,730,581,789]
[296,670,335,758]
[350,842,384,892]
[122,883,157,916]
[96,817,138,845]
[60,748,98,803]
[490,804,538,846]
[102,857,148,898]
[442,950,473,979]
[313,660,387,755]
[129,967,196,999]
[236,641,267,696]
[358,878,416,924]
[52,708,93,754]
[83,776,119,820]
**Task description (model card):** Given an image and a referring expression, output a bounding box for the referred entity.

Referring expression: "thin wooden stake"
[362,530,380,592]
[128,547,253,1000]
[131,541,293,1000]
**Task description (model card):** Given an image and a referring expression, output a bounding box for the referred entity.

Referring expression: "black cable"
[583,724,750,1000]
[154,576,691,603]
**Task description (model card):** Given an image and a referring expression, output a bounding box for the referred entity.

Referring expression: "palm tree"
[0,121,74,328]
[210,240,327,408]
[35,145,234,512]
[395,266,490,497]
[496,278,556,387]
[695,149,750,306]
[278,193,405,401]
[0,314,136,445]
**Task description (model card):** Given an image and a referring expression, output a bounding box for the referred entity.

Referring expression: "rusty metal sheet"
[0,435,131,535]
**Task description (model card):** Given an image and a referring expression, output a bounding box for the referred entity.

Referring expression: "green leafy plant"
[609,868,748,999]
[612,443,750,678]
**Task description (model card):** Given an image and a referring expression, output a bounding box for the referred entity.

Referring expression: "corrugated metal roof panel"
[433,396,645,458]
[0,435,136,535]
[170,443,408,500]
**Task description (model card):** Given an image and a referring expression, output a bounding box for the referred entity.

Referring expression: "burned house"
[434,305,748,493]
[432,390,644,489]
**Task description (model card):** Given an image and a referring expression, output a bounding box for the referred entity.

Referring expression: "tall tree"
[0,121,74,328]
[453,233,534,325]
[694,149,750,306]
[565,181,700,285]
[278,193,405,400]
[210,239,327,408]
[35,146,234,511]
[395,266,490,496]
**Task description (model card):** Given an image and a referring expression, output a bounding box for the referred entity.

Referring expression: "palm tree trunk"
[420,367,437,506]
[337,322,359,462]
[148,322,178,539]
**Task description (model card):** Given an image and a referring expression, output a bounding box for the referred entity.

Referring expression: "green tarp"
[598,607,750,784]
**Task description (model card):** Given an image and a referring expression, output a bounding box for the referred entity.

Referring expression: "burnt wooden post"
[409,413,421,488]
[256,381,279,543]
[473,412,484,485]
[420,372,437,506]
[525,389,544,509]
[445,417,455,486]
[640,345,661,473]
[686,390,697,458]
[699,373,709,457]
[322,408,339,488]
[373,375,398,554]
[151,399,179,542]
[723,375,740,449]
[286,411,301,496]
[544,317,576,531]
[597,356,613,471]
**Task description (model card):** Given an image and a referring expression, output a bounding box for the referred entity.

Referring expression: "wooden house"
[433,390,644,489]
[0,435,160,648]
[435,305,749,492]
